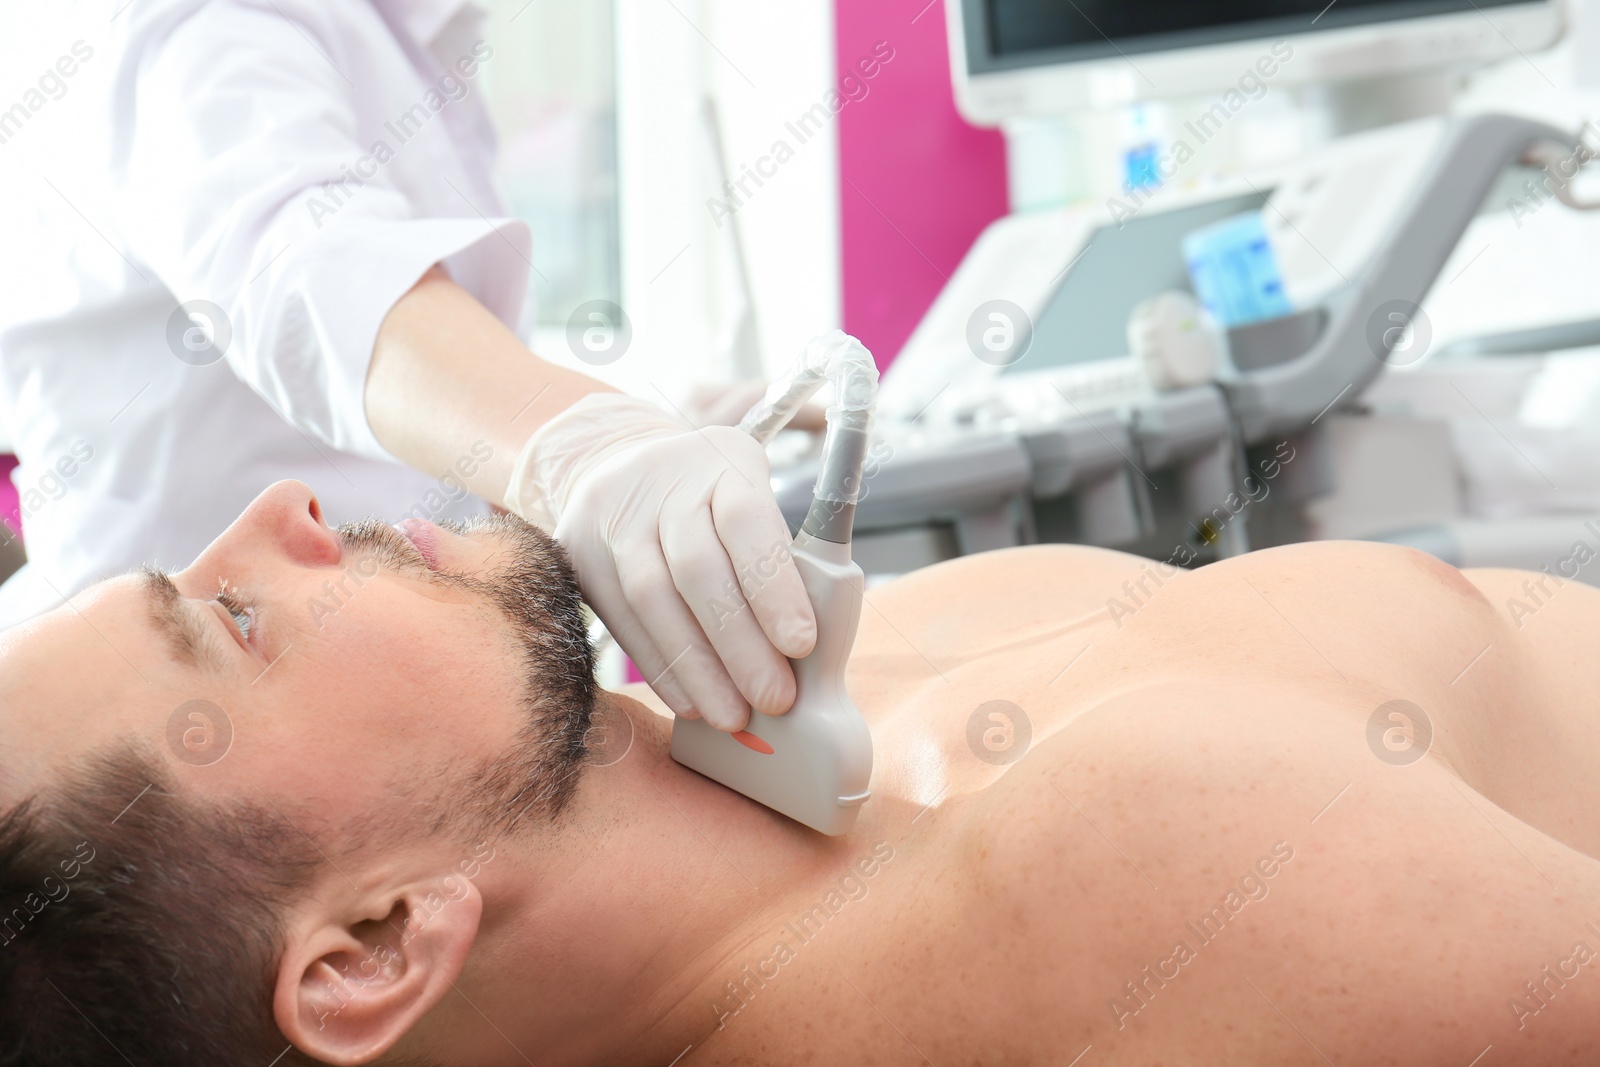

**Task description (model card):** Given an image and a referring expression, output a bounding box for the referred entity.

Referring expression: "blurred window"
[481,0,622,329]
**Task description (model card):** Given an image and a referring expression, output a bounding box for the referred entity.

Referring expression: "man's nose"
[191,480,343,572]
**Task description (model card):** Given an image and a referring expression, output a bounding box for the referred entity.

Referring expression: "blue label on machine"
[1123,143,1162,191]
[1182,210,1292,329]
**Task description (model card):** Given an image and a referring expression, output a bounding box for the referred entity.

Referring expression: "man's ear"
[273,873,484,1066]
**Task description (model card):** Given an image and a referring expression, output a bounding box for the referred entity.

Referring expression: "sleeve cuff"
[258,215,532,463]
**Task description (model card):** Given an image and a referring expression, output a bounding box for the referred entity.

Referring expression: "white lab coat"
[0,0,530,626]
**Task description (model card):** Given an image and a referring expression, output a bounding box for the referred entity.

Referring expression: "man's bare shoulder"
[857,544,1162,661]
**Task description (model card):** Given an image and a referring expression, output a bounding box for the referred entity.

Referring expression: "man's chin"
[435,509,599,827]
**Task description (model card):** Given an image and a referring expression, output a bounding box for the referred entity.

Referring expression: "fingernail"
[755,695,794,718]
[752,673,795,717]
[711,703,751,732]
[782,618,817,656]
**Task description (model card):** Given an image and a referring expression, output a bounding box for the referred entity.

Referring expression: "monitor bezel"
[949,0,1564,124]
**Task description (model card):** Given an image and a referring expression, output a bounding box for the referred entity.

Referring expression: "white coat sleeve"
[110,0,531,463]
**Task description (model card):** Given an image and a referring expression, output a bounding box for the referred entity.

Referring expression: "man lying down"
[5,480,1600,1065]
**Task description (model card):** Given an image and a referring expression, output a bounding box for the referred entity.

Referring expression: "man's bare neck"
[449,692,883,1065]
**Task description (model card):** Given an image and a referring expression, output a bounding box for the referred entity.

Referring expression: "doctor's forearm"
[365,265,615,506]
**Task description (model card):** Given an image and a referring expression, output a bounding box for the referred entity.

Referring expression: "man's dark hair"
[0,748,325,1064]
[0,516,597,1065]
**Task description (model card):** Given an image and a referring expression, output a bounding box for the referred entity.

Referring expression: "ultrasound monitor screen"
[967,0,1532,72]
[1001,191,1269,375]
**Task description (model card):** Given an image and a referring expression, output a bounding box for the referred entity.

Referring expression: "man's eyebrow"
[137,565,228,674]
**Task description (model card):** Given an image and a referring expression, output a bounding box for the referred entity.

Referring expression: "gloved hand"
[504,393,817,731]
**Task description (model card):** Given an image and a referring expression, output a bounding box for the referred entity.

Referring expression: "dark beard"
[337,513,598,838]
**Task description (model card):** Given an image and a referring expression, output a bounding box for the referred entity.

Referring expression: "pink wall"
[0,456,19,538]
[835,0,1009,370]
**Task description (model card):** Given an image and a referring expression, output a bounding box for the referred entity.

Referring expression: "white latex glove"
[505,393,817,731]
